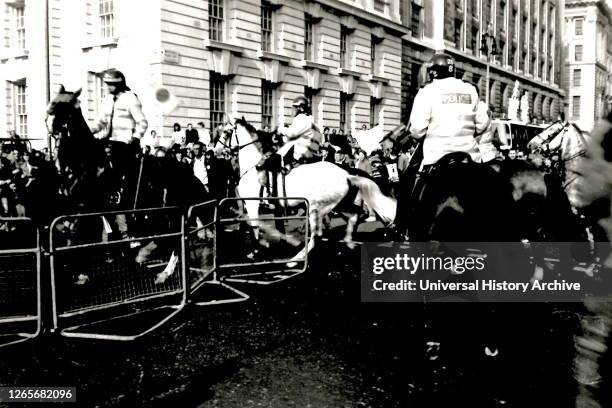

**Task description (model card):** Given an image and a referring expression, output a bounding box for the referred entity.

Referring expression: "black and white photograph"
[1,0,612,406]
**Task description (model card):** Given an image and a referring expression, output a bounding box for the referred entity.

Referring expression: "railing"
[0,217,41,347]
[48,207,187,340]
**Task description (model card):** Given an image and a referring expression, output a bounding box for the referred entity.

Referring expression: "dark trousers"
[108,141,138,209]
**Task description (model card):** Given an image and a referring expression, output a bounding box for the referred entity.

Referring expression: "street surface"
[0,220,592,407]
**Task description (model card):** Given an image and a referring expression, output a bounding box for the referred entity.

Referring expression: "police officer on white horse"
[277,96,323,174]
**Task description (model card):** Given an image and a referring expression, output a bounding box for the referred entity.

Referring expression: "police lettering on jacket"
[409,77,489,166]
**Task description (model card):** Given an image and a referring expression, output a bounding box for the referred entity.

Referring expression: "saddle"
[406,152,476,240]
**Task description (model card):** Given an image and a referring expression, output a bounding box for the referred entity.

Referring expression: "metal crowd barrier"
[186,200,249,305]
[0,217,41,347]
[48,207,186,341]
[217,197,310,285]
[0,195,311,345]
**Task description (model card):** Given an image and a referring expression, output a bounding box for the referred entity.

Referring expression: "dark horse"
[389,131,600,404]
[45,85,208,264]
[46,85,207,215]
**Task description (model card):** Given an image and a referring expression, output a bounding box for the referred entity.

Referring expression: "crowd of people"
[1,56,572,223]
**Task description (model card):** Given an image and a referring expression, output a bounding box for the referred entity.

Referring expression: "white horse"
[225,117,396,262]
[528,121,591,209]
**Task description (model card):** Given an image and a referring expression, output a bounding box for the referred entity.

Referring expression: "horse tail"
[347,175,396,223]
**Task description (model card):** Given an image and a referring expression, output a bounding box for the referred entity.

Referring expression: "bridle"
[224,121,263,180]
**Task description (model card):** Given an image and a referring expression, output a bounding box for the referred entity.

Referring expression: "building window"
[411,2,422,38]
[370,35,375,66]
[369,97,380,128]
[209,73,226,132]
[498,40,506,65]
[575,18,583,36]
[340,26,348,69]
[374,0,384,12]
[304,14,315,61]
[339,92,348,132]
[209,0,224,42]
[12,82,27,137]
[99,0,114,39]
[13,5,25,50]
[470,27,479,54]
[261,80,273,129]
[371,35,379,75]
[573,69,581,87]
[549,65,554,84]
[261,2,273,52]
[572,96,580,120]
[540,61,545,80]
[575,44,583,62]
[88,71,108,119]
[305,86,316,120]
[453,18,462,48]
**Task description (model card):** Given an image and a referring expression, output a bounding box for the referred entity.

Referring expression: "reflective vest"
[409,77,486,166]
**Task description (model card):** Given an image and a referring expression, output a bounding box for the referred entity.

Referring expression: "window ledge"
[82,37,119,50]
[368,74,389,84]
[257,50,291,64]
[337,68,362,78]
[0,48,28,61]
[204,39,244,54]
[300,60,329,71]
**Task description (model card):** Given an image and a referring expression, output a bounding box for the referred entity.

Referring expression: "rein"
[227,122,262,180]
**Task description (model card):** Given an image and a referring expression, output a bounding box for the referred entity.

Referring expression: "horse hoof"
[345,241,357,250]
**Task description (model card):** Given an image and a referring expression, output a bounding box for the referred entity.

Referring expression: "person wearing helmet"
[408,53,486,167]
[91,69,148,147]
[90,69,148,236]
[277,96,322,174]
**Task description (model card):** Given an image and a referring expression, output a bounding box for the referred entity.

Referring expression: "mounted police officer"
[394,53,491,239]
[90,69,148,238]
[90,69,148,172]
[409,53,488,168]
[277,96,322,174]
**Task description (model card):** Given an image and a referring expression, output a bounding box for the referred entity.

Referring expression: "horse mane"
[235,116,258,135]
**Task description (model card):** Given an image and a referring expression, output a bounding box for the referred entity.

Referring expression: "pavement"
[0,220,597,407]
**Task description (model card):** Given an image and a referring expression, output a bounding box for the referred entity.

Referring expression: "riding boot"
[406,170,430,241]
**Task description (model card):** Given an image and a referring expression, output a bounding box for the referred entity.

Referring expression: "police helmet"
[103,69,126,84]
[291,95,310,115]
[429,53,455,80]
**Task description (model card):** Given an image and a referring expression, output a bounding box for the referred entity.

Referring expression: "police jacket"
[279,113,322,159]
[409,77,486,166]
[91,91,148,144]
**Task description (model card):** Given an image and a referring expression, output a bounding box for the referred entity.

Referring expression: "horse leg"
[286,206,319,267]
[342,213,359,249]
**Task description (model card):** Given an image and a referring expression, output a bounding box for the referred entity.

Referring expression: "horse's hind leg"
[286,208,318,266]
[342,213,359,249]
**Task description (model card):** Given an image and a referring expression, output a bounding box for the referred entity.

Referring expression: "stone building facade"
[563,0,612,132]
[0,0,407,149]
[400,0,565,126]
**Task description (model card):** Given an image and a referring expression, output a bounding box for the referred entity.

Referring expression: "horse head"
[573,115,612,208]
[46,85,83,135]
